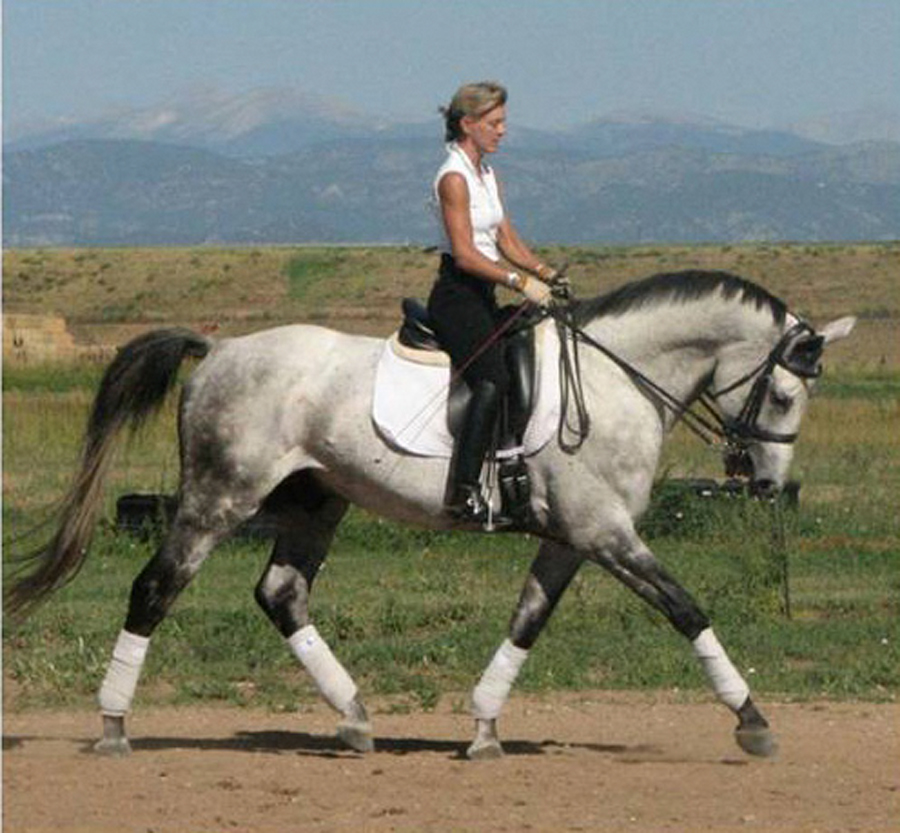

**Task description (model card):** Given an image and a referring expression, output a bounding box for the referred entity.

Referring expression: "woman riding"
[428,81,558,524]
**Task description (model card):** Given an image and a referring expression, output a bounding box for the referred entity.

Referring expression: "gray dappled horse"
[8,270,855,760]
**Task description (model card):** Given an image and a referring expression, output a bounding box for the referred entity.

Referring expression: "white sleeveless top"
[433,143,504,262]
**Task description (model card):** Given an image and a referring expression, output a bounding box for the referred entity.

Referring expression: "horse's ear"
[818,316,857,345]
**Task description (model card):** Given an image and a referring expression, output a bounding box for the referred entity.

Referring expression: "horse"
[7,269,855,760]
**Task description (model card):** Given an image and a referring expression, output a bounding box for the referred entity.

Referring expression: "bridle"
[706,321,823,446]
[549,300,824,466]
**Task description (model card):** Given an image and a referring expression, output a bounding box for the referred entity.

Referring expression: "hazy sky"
[4,0,899,134]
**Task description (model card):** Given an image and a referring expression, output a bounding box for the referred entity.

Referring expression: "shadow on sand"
[5,730,736,765]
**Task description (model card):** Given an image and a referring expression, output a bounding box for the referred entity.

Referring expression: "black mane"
[573,270,787,327]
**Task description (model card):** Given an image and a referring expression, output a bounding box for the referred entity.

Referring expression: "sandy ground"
[3,692,898,833]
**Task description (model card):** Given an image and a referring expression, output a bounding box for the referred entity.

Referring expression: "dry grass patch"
[4,243,898,369]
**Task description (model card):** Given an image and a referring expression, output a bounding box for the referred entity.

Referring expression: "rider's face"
[462,105,507,154]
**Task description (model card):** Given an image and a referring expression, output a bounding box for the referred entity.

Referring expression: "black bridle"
[706,321,823,445]
[549,301,823,464]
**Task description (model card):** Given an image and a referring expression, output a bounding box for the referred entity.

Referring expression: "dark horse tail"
[6,328,212,618]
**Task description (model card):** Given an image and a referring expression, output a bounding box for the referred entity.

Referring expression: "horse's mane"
[573,270,787,327]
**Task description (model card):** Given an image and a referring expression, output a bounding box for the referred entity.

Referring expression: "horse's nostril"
[750,479,778,498]
[724,448,754,478]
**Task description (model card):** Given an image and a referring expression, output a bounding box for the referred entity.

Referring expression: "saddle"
[396,298,538,525]
[398,298,443,352]
[398,298,537,439]
[372,308,559,456]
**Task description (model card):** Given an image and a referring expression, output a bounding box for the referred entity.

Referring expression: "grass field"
[4,242,899,367]
[3,244,898,713]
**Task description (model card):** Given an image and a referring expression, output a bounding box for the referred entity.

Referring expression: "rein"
[551,306,730,453]
[548,299,821,459]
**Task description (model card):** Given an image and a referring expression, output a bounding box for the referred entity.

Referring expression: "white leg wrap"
[288,625,358,715]
[471,639,529,720]
[98,630,150,717]
[692,627,750,711]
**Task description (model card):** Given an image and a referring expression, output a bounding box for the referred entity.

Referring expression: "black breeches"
[427,257,510,395]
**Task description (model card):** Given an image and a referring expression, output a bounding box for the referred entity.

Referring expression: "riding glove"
[519,275,552,307]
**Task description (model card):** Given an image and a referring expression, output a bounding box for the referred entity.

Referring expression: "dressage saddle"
[398,298,537,526]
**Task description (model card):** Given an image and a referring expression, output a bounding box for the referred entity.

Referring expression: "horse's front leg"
[591,527,776,757]
[468,541,582,759]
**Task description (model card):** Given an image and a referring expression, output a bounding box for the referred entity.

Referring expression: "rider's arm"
[438,172,515,286]
[495,182,556,282]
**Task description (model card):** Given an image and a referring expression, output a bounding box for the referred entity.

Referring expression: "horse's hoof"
[466,738,504,760]
[735,726,778,758]
[93,736,132,757]
[337,721,374,753]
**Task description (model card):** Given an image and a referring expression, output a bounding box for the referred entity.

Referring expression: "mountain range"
[4,89,899,246]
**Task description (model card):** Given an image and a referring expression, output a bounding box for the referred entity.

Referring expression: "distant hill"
[786,105,900,146]
[4,91,899,246]
[3,87,392,158]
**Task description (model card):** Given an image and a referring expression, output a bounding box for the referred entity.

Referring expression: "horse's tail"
[6,327,213,618]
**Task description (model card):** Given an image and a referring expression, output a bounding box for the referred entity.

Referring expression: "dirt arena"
[3,692,898,832]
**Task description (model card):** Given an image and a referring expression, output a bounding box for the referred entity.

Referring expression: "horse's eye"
[770,390,794,411]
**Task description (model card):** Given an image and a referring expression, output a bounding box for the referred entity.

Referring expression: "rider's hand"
[532,262,573,302]
[540,262,570,288]
[520,274,553,307]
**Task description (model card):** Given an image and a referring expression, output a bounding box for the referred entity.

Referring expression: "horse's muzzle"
[749,478,779,499]
[725,446,781,499]
[723,446,754,479]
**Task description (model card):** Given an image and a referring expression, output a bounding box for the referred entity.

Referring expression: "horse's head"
[712,315,856,495]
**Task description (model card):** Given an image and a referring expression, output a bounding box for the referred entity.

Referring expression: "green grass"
[283,250,346,301]
[815,368,900,400]
[4,365,898,713]
[5,507,897,712]
[2,362,107,393]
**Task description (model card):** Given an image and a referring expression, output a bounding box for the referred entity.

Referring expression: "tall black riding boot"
[447,380,509,526]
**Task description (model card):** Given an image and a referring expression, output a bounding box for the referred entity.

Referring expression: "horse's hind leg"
[94,513,231,756]
[468,541,582,759]
[253,483,373,752]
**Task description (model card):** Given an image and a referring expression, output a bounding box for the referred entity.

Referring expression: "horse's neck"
[585,300,779,410]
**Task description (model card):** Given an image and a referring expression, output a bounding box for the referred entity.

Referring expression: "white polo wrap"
[692,627,750,710]
[98,630,150,716]
[288,625,357,715]
[471,639,529,720]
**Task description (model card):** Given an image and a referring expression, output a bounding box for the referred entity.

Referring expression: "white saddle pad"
[372,321,561,458]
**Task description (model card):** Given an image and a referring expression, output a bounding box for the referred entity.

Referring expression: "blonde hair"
[440,81,508,142]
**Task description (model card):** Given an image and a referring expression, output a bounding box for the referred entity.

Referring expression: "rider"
[427,81,558,524]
